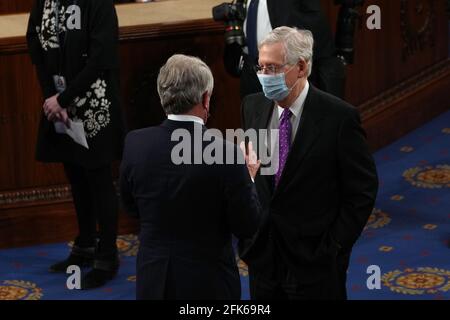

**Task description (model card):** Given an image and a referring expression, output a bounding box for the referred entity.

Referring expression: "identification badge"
[53,75,67,93]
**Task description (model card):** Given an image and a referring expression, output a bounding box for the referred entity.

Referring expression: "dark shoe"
[81,256,120,289]
[49,245,95,273]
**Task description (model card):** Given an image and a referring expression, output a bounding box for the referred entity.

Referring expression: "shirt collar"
[167,114,205,125]
[277,81,309,119]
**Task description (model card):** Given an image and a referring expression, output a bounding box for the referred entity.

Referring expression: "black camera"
[213,0,247,77]
[212,0,246,47]
[335,0,365,65]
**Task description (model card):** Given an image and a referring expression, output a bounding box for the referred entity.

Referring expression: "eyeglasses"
[254,63,290,75]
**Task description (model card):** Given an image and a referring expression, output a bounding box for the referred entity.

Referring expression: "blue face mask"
[257,73,290,101]
[257,66,299,101]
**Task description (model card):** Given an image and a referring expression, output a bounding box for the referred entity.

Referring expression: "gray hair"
[157,54,214,115]
[259,27,314,77]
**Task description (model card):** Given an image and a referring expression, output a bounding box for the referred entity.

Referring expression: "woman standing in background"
[26,0,124,289]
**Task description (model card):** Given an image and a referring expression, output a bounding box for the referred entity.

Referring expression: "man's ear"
[202,91,210,109]
[298,60,307,78]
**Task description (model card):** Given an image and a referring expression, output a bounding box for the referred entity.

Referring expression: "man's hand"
[240,141,261,180]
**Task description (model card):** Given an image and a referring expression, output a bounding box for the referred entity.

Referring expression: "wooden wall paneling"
[0,201,139,248]
[0,0,33,15]
[0,52,66,191]
[360,59,450,151]
[321,0,448,106]
[119,21,241,133]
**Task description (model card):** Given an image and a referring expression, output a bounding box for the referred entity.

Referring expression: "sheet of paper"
[55,120,89,149]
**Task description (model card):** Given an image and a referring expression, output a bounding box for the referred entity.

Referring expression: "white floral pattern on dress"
[37,0,67,51]
[68,79,111,139]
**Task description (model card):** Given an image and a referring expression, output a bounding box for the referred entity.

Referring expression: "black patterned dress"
[27,0,123,169]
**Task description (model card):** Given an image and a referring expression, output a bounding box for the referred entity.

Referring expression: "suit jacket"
[266,0,336,61]
[239,85,378,284]
[120,119,261,300]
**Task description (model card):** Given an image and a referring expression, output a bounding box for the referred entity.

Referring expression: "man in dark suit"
[239,27,378,300]
[231,0,345,98]
[119,54,261,300]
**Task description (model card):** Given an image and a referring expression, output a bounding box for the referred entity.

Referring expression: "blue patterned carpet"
[0,110,449,300]
[345,109,450,300]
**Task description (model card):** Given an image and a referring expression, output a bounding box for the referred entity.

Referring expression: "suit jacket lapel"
[252,97,275,197]
[248,96,273,157]
[254,101,273,131]
[272,85,323,199]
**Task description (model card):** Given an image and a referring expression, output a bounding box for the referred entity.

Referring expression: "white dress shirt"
[276,80,310,142]
[167,114,204,125]
[266,81,310,156]
[243,0,273,47]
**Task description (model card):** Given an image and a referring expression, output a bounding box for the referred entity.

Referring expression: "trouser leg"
[85,165,118,259]
[63,163,96,248]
